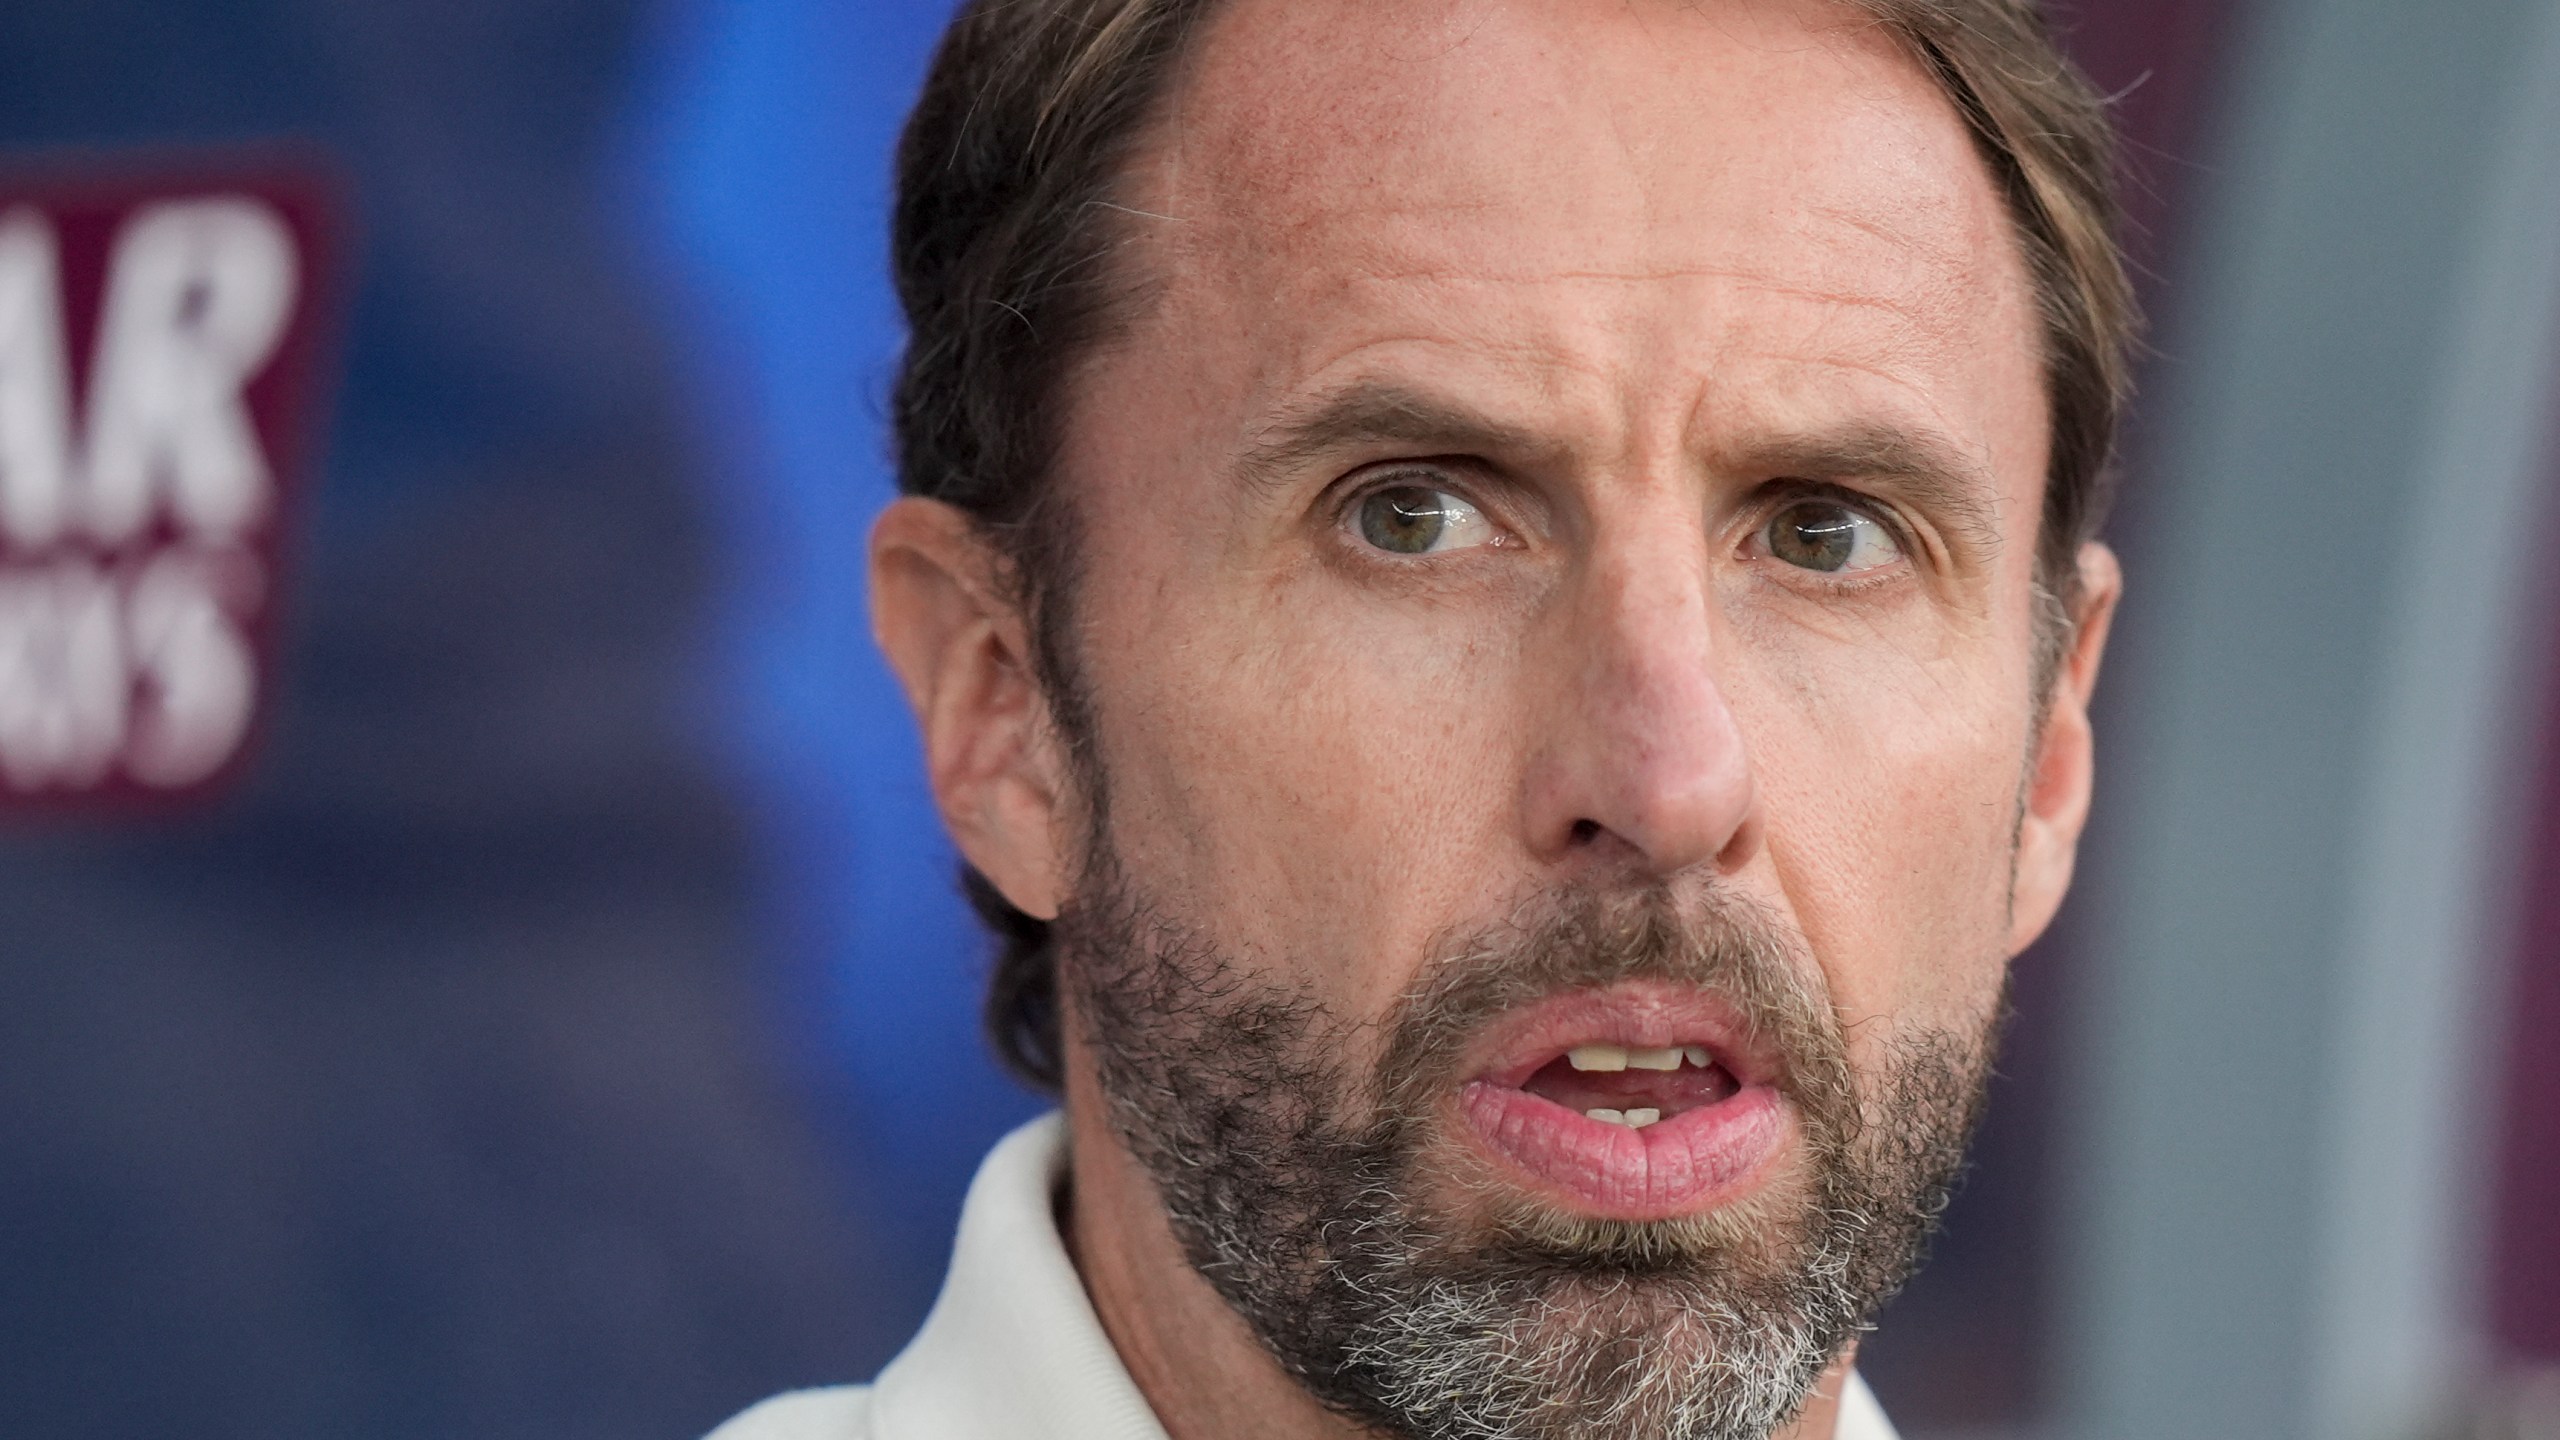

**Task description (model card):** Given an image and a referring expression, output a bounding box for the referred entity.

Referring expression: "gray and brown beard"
[1056,860,1999,1440]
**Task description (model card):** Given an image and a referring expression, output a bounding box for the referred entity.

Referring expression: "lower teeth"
[1585,1107,1663,1129]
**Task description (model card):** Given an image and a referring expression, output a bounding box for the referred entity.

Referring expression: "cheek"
[1734,635,2027,1037]
[1076,557,1528,1018]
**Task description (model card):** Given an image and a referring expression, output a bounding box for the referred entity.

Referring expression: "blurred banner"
[0,161,335,805]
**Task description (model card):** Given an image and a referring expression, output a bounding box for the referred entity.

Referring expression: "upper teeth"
[1567,1043,1703,1072]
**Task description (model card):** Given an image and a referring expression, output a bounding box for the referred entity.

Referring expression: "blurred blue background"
[1,2,2555,1438]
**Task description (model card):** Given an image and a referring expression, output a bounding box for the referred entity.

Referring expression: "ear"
[2007,540,2121,954]
[870,496,1072,921]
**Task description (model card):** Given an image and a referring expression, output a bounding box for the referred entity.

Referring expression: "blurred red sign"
[0,160,335,809]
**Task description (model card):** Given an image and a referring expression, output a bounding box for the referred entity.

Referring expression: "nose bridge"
[1578,516,1727,780]
[1587,514,1713,691]
[1525,499,1757,877]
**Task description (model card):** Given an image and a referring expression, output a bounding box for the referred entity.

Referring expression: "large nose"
[1520,523,1759,880]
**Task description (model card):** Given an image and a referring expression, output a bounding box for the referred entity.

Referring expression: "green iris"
[1359,486,1454,554]
[1769,501,1864,572]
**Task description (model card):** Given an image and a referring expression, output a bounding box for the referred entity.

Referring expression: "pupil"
[1361,487,1447,553]
[1775,504,1857,571]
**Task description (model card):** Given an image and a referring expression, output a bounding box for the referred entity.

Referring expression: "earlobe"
[2007,541,2122,953]
[870,496,1071,920]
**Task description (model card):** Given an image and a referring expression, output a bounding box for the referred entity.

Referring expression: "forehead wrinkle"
[1332,259,1934,309]
[1230,263,1969,390]
[1808,201,1987,279]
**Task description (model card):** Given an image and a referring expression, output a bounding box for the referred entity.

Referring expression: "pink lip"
[1450,983,1796,1220]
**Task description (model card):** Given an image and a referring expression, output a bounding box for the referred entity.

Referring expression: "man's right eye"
[1354,484,1497,556]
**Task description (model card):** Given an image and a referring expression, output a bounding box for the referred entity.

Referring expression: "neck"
[1056,1067,1857,1440]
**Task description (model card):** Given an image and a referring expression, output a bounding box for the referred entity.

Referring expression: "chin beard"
[1058,867,1995,1440]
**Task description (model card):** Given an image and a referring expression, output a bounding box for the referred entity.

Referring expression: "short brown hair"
[891,0,2137,1091]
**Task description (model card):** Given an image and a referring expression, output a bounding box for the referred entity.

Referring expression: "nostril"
[1569,818,1602,845]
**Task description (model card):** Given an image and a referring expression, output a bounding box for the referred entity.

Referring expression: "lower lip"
[1456,1080,1791,1219]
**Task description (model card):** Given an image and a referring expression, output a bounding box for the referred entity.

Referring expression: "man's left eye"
[1762,499,1902,574]
[1354,484,1499,555]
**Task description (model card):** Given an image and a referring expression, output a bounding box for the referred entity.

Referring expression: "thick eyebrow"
[1735,422,2006,562]
[1233,380,1553,496]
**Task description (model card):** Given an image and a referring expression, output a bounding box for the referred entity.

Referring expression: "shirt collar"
[872,1114,1168,1440]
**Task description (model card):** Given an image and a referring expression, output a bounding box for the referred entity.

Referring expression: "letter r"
[82,197,298,545]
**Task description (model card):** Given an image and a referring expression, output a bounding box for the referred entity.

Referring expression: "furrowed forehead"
[1072,0,2029,467]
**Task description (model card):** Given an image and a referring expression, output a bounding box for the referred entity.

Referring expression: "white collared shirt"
[710,1114,1901,1440]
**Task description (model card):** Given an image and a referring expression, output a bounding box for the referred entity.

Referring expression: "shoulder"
[703,1385,874,1440]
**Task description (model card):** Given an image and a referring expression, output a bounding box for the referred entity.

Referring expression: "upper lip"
[1463,980,1787,1091]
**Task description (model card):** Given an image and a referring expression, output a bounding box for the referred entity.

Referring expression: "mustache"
[1367,885,1858,1143]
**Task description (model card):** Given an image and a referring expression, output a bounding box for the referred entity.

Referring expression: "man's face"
[885,0,2112,1435]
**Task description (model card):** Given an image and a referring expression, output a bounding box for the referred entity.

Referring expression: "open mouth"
[1450,988,1795,1219]
[1515,1042,1743,1130]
